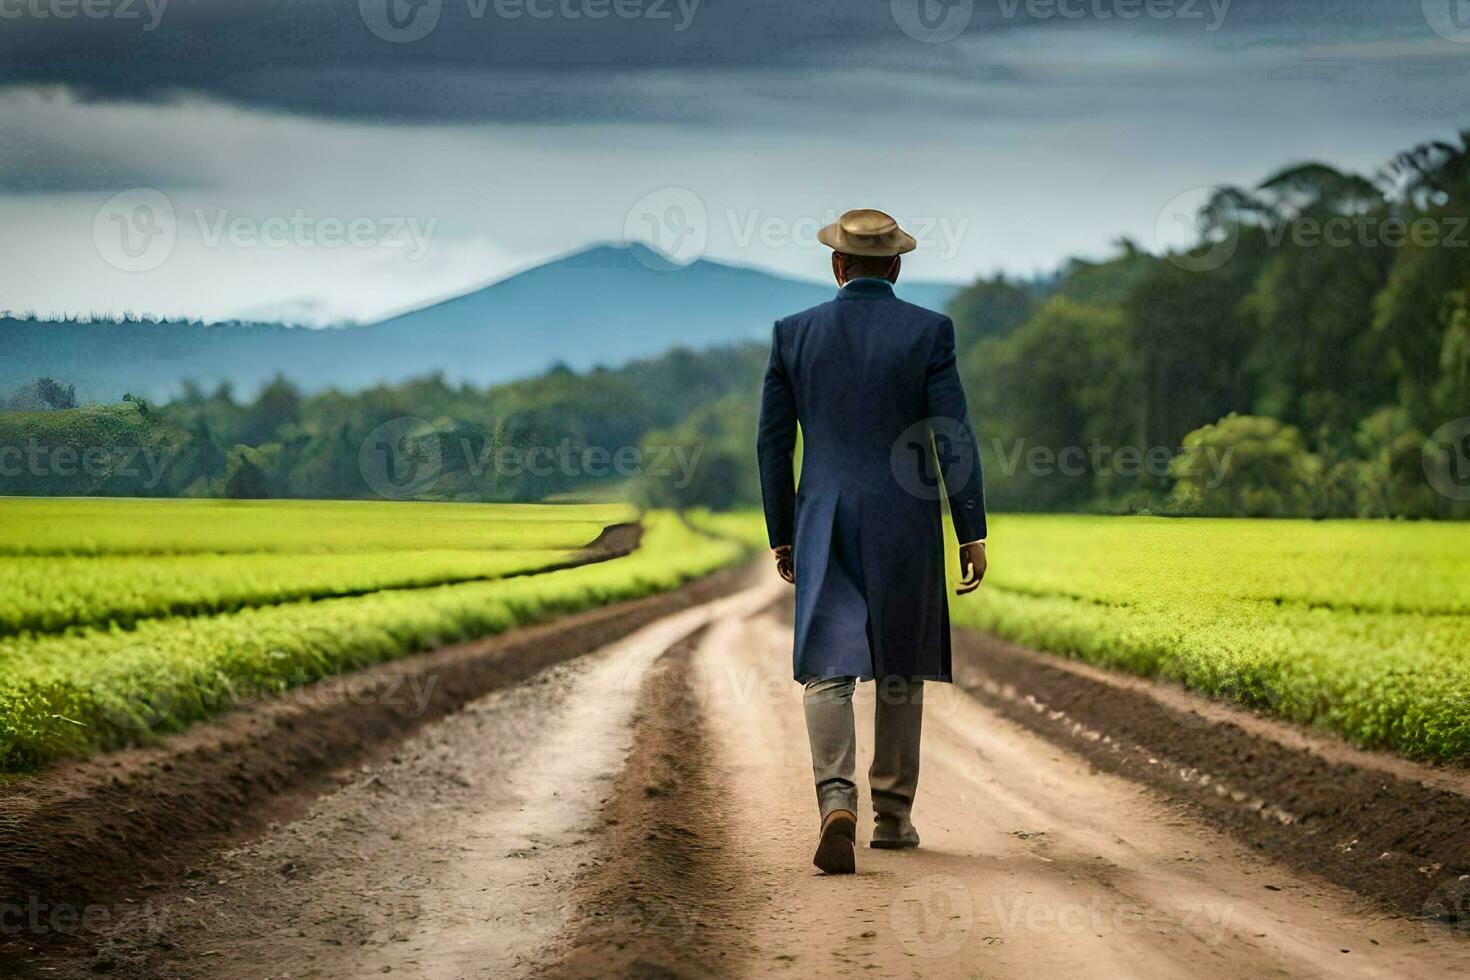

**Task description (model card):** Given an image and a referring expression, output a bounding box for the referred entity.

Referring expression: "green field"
[705,511,1470,762]
[0,497,632,555]
[957,515,1470,761]
[6,502,1463,769]
[0,500,745,772]
[0,549,602,637]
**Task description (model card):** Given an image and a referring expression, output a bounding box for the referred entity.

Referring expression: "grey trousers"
[802,676,923,821]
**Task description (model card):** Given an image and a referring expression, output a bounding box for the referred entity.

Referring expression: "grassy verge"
[0,549,588,637]
[0,512,745,772]
[695,510,1470,762]
[0,498,632,556]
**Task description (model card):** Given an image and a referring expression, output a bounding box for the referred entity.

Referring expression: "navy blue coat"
[757,278,986,683]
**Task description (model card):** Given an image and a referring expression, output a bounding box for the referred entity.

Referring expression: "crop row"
[699,511,1470,761]
[0,498,632,555]
[0,548,582,637]
[0,513,746,772]
[958,516,1470,761]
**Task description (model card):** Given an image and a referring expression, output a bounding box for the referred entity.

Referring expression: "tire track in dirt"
[657,587,1469,978]
[0,558,740,943]
[14,568,1469,978]
[946,628,1470,923]
[541,627,752,979]
[8,580,781,979]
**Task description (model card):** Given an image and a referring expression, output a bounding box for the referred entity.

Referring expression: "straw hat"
[817,208,917,257]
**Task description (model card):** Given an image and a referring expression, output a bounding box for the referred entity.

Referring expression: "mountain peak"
[556,241,684,273]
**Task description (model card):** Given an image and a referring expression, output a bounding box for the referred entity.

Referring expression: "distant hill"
[1,245,960,402]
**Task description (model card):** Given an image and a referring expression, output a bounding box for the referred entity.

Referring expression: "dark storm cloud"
[0,126,194,190]
[0,0,1455,123]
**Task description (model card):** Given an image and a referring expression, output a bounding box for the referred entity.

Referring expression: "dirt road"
[51,572,1468,978]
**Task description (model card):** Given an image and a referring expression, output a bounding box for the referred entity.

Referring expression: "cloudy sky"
[2,0,1468,324]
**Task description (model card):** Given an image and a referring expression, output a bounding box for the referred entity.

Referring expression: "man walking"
[757,208,987,874]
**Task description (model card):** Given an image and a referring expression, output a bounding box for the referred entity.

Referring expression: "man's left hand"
[772,545,794,584]
[956,541,986,595]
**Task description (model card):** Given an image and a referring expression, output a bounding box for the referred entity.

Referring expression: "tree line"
[2,132,1467,517]
[952,131,1469,518]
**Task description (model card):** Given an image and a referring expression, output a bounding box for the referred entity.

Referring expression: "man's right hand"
[772,545,795,585]
[956,541,986,595]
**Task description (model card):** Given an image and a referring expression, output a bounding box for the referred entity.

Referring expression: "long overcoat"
[756,278,987,683]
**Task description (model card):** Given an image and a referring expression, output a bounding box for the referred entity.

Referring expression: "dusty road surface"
[53,570,1468,979]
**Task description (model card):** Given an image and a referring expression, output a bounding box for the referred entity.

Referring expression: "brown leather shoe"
[813,808,857,874]
[870,815,920,849]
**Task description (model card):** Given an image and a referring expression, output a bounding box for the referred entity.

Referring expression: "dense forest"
[956,131,1469,518]
[3,133,1468,518]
